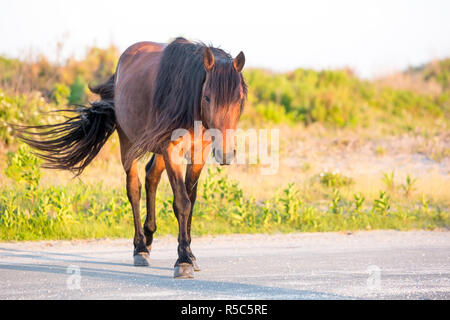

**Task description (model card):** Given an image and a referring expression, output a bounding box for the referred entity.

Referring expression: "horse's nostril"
[224,151,235,164]
[214,149,235,165]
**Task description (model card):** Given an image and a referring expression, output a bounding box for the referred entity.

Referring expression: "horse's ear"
[233,51,245,72]
[203,47,215,71]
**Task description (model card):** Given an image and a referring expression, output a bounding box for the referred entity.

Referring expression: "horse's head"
[201,47,246,165]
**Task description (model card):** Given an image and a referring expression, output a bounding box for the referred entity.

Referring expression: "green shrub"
[319,171,354,188]
[69,76,88,105]
[0,90,54,144]
[52,83,71,106]
[243,66,448,129]
[4,144,41,190]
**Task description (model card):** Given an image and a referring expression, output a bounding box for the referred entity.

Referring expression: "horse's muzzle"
[213,149,235,165]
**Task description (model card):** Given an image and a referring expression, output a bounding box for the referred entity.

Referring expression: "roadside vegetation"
[0,45,449,240]
[0,146,447,240]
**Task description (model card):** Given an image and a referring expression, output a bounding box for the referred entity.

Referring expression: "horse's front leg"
[162,145,194,278]
[185,162,205,272]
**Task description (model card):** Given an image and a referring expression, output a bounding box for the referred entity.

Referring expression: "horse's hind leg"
[127,160,150,266]
[118,129,150,266]
[144,153,165,251]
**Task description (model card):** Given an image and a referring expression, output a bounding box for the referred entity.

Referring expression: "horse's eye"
[203,96,210,103]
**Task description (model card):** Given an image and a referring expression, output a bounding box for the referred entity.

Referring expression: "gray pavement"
[0,230,449,299]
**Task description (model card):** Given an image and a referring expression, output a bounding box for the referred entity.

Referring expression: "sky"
[1,0,450,78]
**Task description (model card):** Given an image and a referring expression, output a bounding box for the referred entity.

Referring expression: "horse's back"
[119,41,165,63]
[114,41,165,144]
[116,41,165,83]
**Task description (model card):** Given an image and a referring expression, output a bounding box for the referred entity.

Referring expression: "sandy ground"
[226,131,450,201]
[0,230,449,300]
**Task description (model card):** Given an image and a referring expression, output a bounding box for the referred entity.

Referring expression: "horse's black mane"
[133,37,246,155]
[153,37,246,125]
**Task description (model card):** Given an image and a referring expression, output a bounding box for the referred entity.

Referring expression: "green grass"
[0,147,448,241]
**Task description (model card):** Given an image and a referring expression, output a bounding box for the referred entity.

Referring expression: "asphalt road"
[0,230,449,299]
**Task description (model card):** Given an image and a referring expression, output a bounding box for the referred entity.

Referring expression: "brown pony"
[14,37,247,278]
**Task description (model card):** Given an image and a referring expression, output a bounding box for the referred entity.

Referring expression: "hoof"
[133,252,150,266]
[174,263,194,279]
[192,258,201,272]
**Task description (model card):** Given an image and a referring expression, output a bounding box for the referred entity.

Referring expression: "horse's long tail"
[13,75,116,176]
